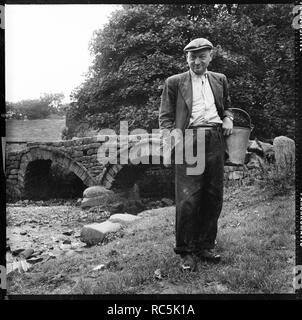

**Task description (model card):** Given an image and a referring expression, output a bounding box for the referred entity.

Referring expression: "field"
[5,118,66,143]
[6,183,295,295]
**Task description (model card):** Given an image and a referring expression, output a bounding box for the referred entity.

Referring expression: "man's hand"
[222,117,233,136]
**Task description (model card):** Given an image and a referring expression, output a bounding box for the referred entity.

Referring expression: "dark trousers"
[174,127,225,255]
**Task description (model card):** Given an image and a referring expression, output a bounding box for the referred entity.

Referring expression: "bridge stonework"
[5,135,162,199]
[6,134,252,200]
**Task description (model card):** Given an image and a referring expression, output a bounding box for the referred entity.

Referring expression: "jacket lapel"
[207,71,222,108]
[179,71,192,113]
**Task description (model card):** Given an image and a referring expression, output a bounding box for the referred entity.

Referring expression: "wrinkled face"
[186,49,213,75]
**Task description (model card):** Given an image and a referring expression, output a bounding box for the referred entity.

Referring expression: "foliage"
[70,4,295,139]
[6,93,66,120]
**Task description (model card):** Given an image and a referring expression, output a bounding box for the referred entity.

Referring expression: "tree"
[40,92,65,115]
[6,92,66,119]
[70,4,295,139]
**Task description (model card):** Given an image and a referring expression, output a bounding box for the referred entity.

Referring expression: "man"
[159,38,234,271]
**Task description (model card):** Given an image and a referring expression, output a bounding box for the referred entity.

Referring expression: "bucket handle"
[229,107,254,131]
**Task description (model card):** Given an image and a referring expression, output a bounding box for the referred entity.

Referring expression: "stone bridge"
[6,134,254,200]
[5,134,167,200]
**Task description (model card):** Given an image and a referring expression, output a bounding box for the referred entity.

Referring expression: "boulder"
[246,153,265,169]
[273,136,295,172]
[20,248,34,259]
[80,221,121,245]
[248,139,275,162]
[109,213,141,225]
[261,142,274,155]
[83,186,113,199]
[248,139,263,156]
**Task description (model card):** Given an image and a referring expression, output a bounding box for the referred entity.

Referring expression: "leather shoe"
[196,249,221,264]
[180,254,196,272]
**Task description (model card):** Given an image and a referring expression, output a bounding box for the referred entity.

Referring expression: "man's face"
[186,49,212,75]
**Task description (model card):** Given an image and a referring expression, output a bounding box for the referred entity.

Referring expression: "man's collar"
[190,69,208,79]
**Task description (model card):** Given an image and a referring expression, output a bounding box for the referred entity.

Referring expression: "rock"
[74,248,84,253]
[154,268,163,280]
[273,136,295,172]
[109,213,141,225]
[246,153,264,169]
[44,253,57,262]
[92,264,105,271]
[20,248,34,259]
[20,231,27,235]
[80,221,122,246]
[31,250,43,257]
[248,139,263,156]
[27,257,43,264]
[62,230,73,236]
[63,239,71,245]
[11,248,25,256]
[257,140,274,154]
[83,186,113,199]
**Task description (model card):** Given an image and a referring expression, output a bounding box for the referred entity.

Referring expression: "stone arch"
[99,136,165,189]
[17,146,96,197]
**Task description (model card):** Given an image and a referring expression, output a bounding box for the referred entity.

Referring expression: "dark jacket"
[159,70,233,131]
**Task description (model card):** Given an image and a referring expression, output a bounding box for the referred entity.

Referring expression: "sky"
[5,4,121,103]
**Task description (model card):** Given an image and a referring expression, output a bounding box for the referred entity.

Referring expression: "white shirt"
[189,69,222,126]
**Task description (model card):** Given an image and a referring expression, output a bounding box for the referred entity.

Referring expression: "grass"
[7,181,295,295]
[6,118,66,143]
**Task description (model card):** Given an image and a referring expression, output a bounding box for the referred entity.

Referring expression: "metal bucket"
[225,108,253,166]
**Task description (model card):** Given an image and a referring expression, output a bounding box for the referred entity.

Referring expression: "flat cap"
[183,38,213,52]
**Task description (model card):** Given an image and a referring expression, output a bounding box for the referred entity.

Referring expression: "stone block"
[109,213,141,225]
[80,221,121,245]
[83,185,113,198]
[273,136,295,171]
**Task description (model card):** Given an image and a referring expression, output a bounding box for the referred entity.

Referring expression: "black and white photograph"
[1,1,301,302]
